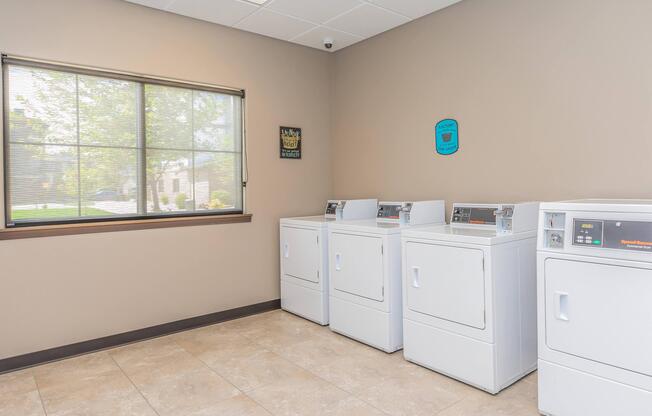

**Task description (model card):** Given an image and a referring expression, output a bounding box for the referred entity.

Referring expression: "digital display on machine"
[452,207,496,225]
[573,220,603,246]
[573,219,652,252]
[377,204,402,219]
[325,201,339,215]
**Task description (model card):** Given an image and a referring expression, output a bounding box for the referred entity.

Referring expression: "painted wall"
[0,0,332,359]
[3,0,652,361]
[331,0,652,207]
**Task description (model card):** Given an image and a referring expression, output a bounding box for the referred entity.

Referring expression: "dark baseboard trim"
[0,299,280,374]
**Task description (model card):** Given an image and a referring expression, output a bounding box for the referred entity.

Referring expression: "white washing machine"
[280,199,377,325]
[537,200,652,416]
[401,202,539,393]
[328,201,446,352]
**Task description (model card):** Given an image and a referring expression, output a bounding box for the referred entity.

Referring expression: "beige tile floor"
[0,310,540,416]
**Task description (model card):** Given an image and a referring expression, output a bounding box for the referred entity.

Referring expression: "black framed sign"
[280,126,302,159]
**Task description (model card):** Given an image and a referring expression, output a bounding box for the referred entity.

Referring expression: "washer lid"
[281,215,332,228]
[403,224,536,245]
[328,219,440,235]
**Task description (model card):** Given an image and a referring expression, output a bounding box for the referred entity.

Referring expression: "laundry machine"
[280,199,377,325]
[328,200,446,352]
[401,202,539,393]
[537,200,652,416]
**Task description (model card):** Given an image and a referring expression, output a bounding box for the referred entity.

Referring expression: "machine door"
[331,232,384,301]
[545,258,652,376]
[405,242,486,329]
[281,226,319,283]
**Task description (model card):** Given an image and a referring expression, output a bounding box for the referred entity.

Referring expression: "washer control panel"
[452,206,497,225]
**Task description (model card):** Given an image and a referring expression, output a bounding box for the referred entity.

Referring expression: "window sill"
[0,213,252,240]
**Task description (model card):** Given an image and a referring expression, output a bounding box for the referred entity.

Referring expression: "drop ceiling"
[124,0,462,52]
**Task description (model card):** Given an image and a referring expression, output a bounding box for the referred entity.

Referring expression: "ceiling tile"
[325,3,409,38]
[368,0,462,19]
[266,0,362,24]
[166,0,259,27]
[291,26,362,52]
[121,0,463,52]
[125,0,176,8]
[235,9,316,41]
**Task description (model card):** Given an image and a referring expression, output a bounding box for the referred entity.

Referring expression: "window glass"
[4,63,244,225]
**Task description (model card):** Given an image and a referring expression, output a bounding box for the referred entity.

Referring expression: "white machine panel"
[325,199,377,220]
[404,319,495,391]
[279,198,377,325]
[331,232,384,302]
[405,242,485,329]
[544,258,652,377]
[402,201,539,394]
[281,226,320,283]
[539,361,652,416]
[328,200,445,353]
[537,199,652,416]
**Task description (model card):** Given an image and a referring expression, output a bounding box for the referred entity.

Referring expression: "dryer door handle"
[335,253,342,271]
[554,291,569,321]
[412,266,420,288]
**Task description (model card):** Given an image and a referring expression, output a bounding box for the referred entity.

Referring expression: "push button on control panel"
[573,220,603,247]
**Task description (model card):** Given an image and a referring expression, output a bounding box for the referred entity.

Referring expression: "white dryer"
[328,201,446,352]
[537,200,652,416]
[280,199,377,325]
[401,202,539,393]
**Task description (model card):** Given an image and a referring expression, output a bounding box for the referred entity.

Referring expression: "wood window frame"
[0,213,252,240]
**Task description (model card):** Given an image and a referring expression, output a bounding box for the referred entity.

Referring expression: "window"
[2,57,244,227]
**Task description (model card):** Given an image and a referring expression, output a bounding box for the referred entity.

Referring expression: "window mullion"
[138,83,146,215]
[75,75,81,217]
[190,90,196,212]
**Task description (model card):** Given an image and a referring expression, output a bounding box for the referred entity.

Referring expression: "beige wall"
[0,0,332,359]
[331,0,652,208]
[3,0,652,361]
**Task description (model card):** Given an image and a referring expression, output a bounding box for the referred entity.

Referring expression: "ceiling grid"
[125,0,461,52]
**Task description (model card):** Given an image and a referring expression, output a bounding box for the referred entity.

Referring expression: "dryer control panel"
[377,202,410,221]
[377,200,445,225]
[452,202,539,234]
[539,200,652,260]
[325,201,340,217]
[452,206,497,225]
[324,199,378,221]
[573,219,652,252]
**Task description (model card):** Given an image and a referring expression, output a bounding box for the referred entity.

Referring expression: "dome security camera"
[323,38,334,50]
